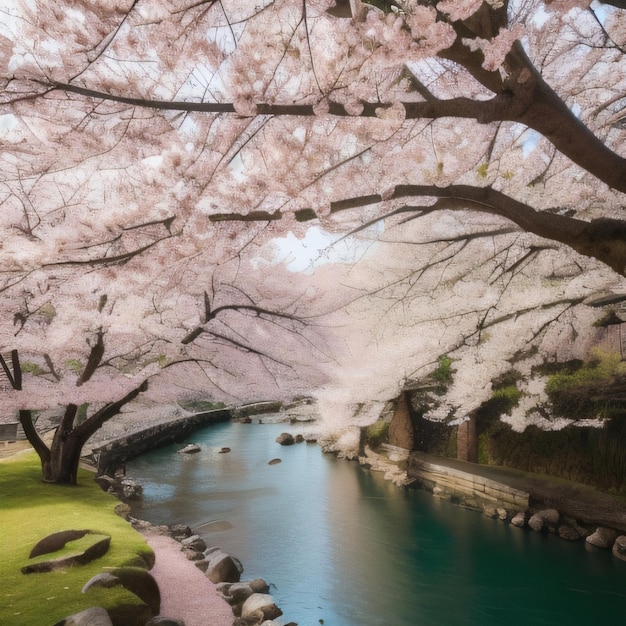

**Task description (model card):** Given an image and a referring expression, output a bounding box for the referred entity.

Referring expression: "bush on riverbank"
[0,451,154,625]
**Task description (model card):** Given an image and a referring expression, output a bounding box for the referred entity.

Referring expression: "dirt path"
[142,531,234,626]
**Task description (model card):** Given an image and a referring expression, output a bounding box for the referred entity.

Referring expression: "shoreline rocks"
[128,518,293,626]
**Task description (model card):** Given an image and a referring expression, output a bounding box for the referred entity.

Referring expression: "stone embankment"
[87,409,231,475]
[355,443,626,562]
[405,451,626,562]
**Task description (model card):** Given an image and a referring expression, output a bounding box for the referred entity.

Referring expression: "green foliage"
[432,355,454,385]
[0,452,154,626]
[64,359,83,373]
[492,385,522,406]
[545,349,626,419]
[476,162,489,179]
[75,403,89,425]
[38,302,56,323]
[21,361,45,376]
[364,419,389,449]
[475,371,523,435]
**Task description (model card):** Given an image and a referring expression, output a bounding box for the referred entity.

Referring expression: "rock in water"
[204,547,243,583]
[586,526,619,549]
[240,593,283,622]
[276,433,295,445]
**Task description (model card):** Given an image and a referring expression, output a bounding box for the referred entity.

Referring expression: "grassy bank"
[1,451,154,626]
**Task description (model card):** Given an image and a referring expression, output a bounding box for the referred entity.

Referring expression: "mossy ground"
[0,451,154,626]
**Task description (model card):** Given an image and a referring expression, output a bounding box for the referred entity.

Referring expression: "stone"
[23,533,111,573]
[528,513,545,532]
[510,512,526,528]
[181,534,207,552]
[29,529,90,558]
[82,567,161,615]
[54,607,113,626]
[586,526,619,549]
[496,508,508,521]
[276,432,295,445]
[168,524,192,539]
[558,524,583,541]
[120,478,143,500]
[528,509,559,532]
[194,559,209,572]
[181,546,204,561]
[612,535,626,561]
[482,506,497,518]
[542,508,560,527]
[220,447,231,453]
[204,547,243,583]
[145,618,186,626]
[268,458,282,465]
[241,593,283,622]
[218,579,270,605]
[295,434,305,443]
[179,443,201,454]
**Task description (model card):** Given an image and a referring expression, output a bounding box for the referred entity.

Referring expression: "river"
[127,419,626,625]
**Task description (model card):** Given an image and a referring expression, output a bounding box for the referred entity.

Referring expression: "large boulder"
[204,547,243,583]
[54,607,113,626]
[240,593,282,623]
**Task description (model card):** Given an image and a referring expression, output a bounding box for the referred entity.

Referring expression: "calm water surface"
[127,420,626,625]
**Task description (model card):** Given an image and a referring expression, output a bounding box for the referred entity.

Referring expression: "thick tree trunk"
[18,381,149,485]
[41,432,86,484]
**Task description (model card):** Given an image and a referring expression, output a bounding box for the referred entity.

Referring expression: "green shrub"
[545,349,626,419]
[432,355,454,385]
[364,419,389,449]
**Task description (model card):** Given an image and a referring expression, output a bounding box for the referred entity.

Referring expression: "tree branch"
[330,184,626,275]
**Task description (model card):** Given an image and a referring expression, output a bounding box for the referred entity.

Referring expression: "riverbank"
[359,442,626,559]
[139,527,234,626]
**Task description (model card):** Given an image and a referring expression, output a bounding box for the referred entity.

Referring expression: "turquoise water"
[127,420,626,625]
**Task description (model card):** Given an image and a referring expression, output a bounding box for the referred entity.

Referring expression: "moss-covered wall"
[479,419,626,492]
[409,398,626,493]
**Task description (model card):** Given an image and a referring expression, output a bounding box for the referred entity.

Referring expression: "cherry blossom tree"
[1,0,626,472]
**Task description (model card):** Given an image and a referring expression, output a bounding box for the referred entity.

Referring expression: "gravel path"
[142,531,234,626]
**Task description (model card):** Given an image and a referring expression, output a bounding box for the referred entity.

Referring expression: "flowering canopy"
[0,0,625,439]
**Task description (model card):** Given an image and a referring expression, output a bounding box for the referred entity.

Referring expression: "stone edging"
[130,519,293,626]
[87,409,231,475]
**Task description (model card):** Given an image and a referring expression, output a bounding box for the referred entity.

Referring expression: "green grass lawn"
[1,451,155,626]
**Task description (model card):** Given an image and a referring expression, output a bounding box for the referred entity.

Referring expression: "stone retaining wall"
[89,409,231,475]
[408,453,529,511]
